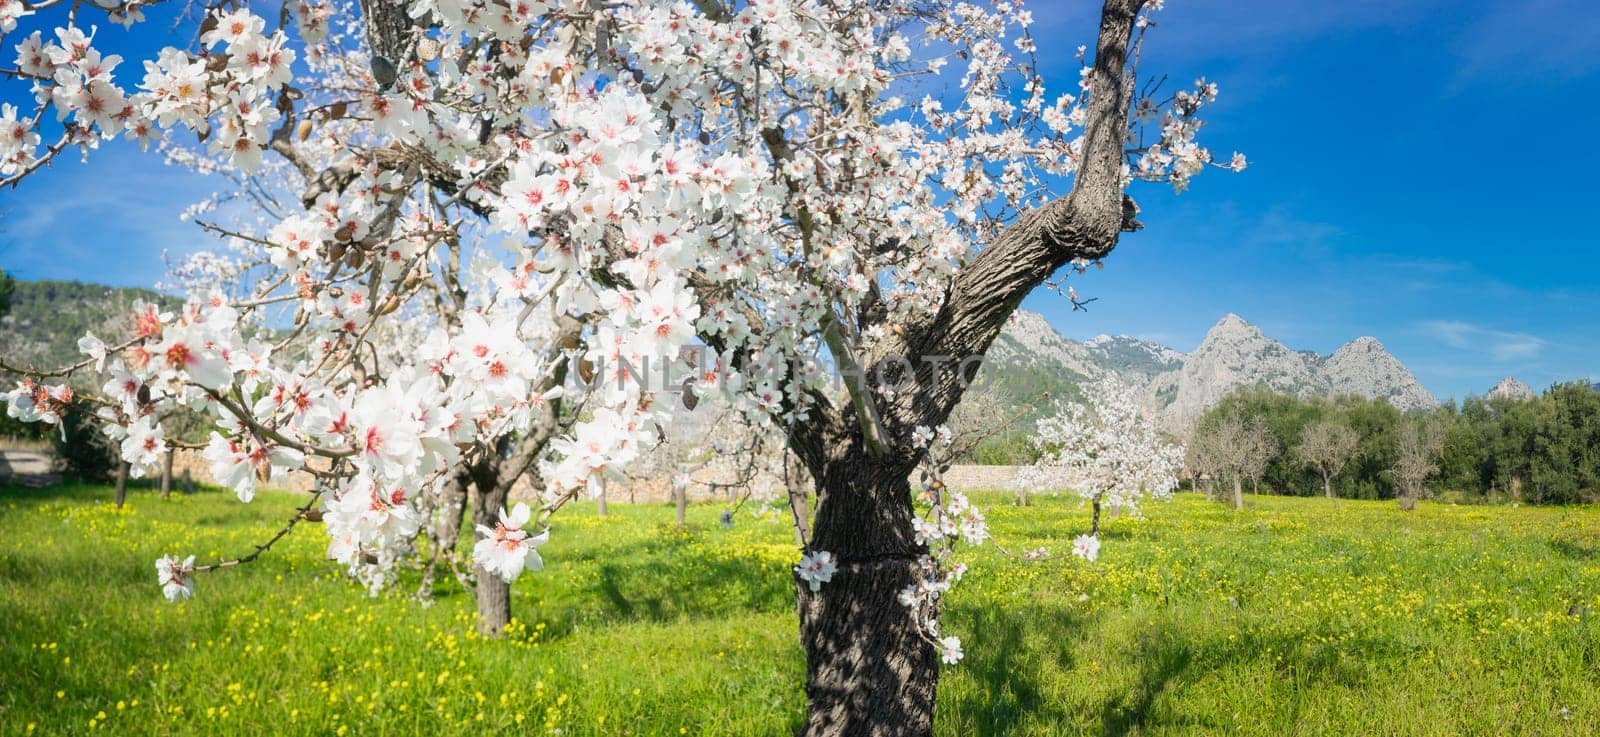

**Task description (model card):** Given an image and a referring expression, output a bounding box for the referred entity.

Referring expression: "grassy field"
[3,484,1599,736]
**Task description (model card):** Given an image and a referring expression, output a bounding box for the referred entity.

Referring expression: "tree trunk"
[159,448,175,499]
[1231,476,1243,511]
[436,474,468,554]
[475,571,512,636]
[468,459,513,638]
[675,484,687,527]
[113,461,129,509]
[798,450,935,737]
[596,488,608,517]
[1322,474,1333,499]
[1090,495,1103,536]
[1016,488,1028,507]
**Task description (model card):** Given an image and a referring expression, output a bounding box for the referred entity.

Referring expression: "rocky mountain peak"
[1321,336,1436,412]
[1487,376,1535,401]
[983,310,1438,437]
[1337,336,1385,352]
[1207,313,1259,338]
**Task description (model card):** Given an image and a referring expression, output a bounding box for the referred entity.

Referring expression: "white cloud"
[1419,320,1546,361]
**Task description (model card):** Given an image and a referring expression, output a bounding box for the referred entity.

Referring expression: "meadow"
[3,484,1599,736]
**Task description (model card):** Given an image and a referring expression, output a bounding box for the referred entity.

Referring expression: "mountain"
[1146,315,1435,433]
[1142,314,1320,430]
[1486,376,1535,401]
[1082,333,1185,381]
[1317,336,1436,410]
[978,310,1436,436]
[982,311,1180,412]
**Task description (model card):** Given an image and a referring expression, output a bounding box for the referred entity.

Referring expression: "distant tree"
[1012,380,1182,533]
[1189,405,1281,510]
[1188,385,1597,505]
[1523,382,1600,503]
[1338,397,1403,499]
[1190,412,1251,510]
[1433,400,1490,495]
[1239,416,1279,496]
[1198,387,1324,494]
[1393,418,1444,510]
[0,268,14,319]
[1183,430,1223,501]
[1294,421,1360,499]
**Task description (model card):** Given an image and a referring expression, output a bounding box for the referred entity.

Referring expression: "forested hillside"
[0,279,178,372]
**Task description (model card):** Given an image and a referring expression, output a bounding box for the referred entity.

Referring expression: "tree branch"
[865,0,1145,438]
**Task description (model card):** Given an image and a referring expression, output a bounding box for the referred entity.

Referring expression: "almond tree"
[1393,417,1443,510]
[1294,420,1359,499]
[1190,412,1252,510]
[1,1,1237,733]
[1011,379,1181,536]
[1239,415,1278,495]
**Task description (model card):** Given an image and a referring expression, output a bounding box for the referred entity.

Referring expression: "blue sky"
[2,0,1597,401]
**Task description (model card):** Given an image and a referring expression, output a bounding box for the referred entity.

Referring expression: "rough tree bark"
[1232,476,1244,511]
[790,437,934,737]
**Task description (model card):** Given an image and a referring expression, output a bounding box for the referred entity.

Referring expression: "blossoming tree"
[1,0,1236,732]
[1294,420,1360,499]
[1010,380,1183,543]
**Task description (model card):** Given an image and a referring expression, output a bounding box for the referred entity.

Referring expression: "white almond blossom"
[796,551,837,592]
[155,555,195,602]
[472,503,548,583]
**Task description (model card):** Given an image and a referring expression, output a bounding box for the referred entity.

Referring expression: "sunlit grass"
[3,484,1598,735]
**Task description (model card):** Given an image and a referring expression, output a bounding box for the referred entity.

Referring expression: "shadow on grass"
[535,530,794,640]
[951,605,1061,736]
[1549,537,1599,561]
[945,593,1416,736]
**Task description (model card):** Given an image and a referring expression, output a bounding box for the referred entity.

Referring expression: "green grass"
[3,485,1600,736]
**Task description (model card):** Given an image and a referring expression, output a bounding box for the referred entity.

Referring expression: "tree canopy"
[1189,384,1600,504]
